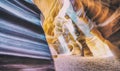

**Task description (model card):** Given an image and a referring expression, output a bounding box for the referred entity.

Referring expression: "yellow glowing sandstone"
[34,0,120,58]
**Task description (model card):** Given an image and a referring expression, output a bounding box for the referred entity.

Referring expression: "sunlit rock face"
[34,0,120,58]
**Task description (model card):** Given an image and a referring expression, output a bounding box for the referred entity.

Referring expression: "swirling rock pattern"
[0,0,54,71]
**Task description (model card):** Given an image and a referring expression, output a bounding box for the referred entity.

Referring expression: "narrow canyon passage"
[0,0,120,71]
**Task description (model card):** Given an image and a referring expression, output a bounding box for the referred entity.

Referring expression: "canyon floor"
[54,55,120,71]
[0,55,120,71]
